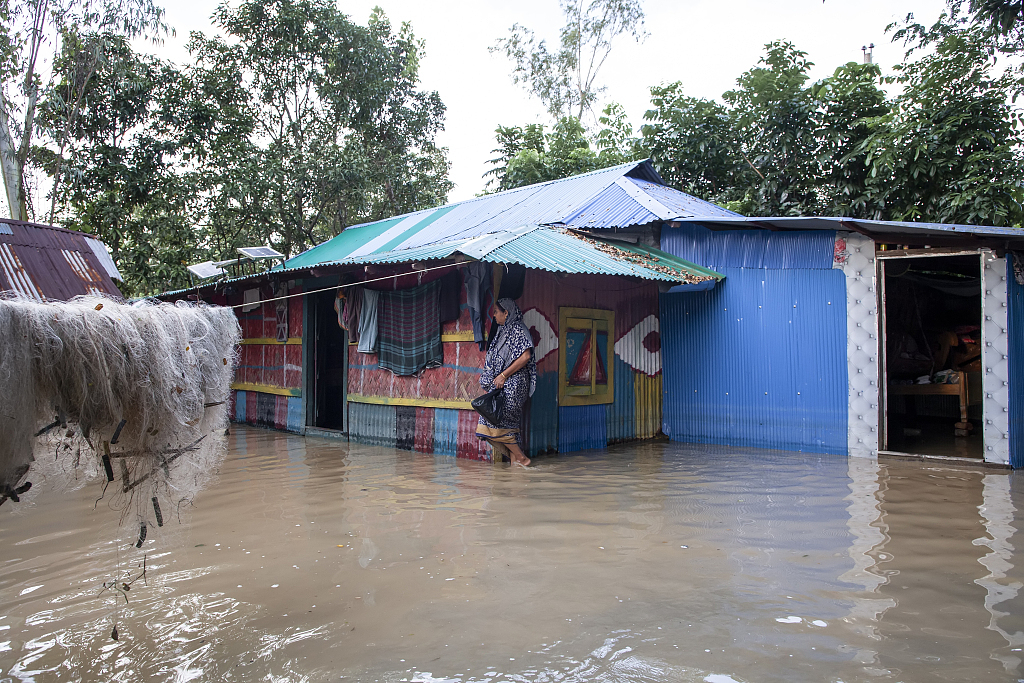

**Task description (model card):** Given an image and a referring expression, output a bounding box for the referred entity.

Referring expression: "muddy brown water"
[2,425,1023,682]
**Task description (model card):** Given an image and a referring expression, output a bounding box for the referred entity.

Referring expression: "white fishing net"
[0,295,241,539]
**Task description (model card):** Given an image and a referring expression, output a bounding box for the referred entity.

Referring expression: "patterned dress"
[475,299,536,448]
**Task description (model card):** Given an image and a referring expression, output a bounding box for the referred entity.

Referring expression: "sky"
[152,0,950,203]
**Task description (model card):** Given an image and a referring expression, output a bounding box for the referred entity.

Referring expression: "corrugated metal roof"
[280,160,737,269]
[0,219,122,300]
[680,215,1024,242]
[629,179,743,219]
[273,226,723,283]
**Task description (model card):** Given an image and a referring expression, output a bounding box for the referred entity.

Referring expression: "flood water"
[2,425,1024,683]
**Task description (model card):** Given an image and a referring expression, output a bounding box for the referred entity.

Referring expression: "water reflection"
[975,473,1023,672]
[839,456,895,670]
[1,427,1022,682]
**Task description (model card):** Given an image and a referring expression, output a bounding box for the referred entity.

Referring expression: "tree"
[0,0,166,221]
[35,34,201,295]
[188,0,452,257]
[485,104,638,192]
[639,82,750,204]
[810,61,890,218]
[858,22,1024,225]
[492,0,646,123]
[721,41,821,216]
[36,0,454,294]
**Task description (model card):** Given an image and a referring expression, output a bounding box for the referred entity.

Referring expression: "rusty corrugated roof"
[0,219,123,301]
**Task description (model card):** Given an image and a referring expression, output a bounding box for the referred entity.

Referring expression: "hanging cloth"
[377,280,443,376]
[464,261,492,351]
[357,288,380,353]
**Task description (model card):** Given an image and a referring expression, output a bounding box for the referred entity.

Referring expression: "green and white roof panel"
[281,160,742,274]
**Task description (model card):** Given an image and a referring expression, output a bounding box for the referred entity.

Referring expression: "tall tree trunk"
[0,92,23,221]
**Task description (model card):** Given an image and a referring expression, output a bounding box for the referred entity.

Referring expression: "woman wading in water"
[476,298,537,467]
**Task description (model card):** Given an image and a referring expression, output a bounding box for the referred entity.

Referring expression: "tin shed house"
[658,217,1024,468]
[163,161,729,459]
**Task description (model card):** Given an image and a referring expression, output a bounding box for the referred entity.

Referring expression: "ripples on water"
[2,425,1023,682]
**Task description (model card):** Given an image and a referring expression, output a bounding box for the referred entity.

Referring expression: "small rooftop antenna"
[862,43,875,64]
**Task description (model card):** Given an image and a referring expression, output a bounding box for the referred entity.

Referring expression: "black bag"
[471,387,505,425]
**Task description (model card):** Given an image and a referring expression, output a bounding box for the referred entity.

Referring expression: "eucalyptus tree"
[0,0,166,221]
[492,0,646,124]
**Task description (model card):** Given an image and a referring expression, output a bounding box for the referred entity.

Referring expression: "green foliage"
[635,28,1022,226]
[34,35,200,295]
[492,0,646,123]
[486,104,638,192]
[810,62,890,217]
[720,41,821,215]
[859,23,1023,225]
[32,0,453,295]
[0,0,167,221]
[640,82,749,202]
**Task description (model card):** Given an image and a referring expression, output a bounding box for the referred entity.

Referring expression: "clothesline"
[226,262,461,310]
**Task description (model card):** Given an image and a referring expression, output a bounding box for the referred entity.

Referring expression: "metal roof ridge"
[611,176,679,220]
[458,225,544,259]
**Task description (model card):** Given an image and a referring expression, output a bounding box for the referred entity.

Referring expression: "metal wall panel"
[396,405,416,450]
[558,404,608,452]
[660,265,848,453]
[634,371,662,439]
[234,390,246,423]
[348,402,397,447]
[1009,259,1024,468]
[982,253,1011,465]
[286,397,304,433]
[662,225,836,271]
[528,372,560,455]
[840,233,879,457]
[414,407,435,453]
[433,408,459,456]
[607,357,636,443]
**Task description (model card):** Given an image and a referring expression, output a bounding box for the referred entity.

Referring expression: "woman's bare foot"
[507,444,531,467]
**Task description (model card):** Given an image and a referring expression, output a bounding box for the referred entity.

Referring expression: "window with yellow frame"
[558,307,615,406]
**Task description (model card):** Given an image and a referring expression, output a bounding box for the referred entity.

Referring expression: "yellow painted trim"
[350,331,475,345]
[231,382,302,397]
[347,394,473,410]
[558,306,615,406]
[240,337,302,345]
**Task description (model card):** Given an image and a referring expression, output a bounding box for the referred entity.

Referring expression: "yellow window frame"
[558,306,615,406]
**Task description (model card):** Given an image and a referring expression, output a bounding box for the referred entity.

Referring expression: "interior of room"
[881,253,983,458]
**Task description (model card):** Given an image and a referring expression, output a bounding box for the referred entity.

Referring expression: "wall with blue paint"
[1008,259,1024,468]
[558,404,609,452]
[231,390,304,434]
[660,225,848,454]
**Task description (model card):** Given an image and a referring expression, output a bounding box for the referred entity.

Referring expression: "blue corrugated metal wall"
[660,226,848,454]
[235,391,246,423]
[661,224,837,270]
[558,404,608,451]
[607,357,636,443]
[528,373,559,455]
[433,408,460,456]
[287,397,303,433]
[1008,259,1024,468]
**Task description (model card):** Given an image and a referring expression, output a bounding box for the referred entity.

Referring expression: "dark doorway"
[880,253,983,458]
[312,289,348,430]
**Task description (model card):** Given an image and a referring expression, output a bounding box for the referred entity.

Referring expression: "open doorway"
[310,289,347,431]
[879,253,984,458]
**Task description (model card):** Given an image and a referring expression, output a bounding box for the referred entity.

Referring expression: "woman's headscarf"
[488,298,537,396]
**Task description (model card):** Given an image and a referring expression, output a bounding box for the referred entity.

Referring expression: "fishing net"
[0,295,240,535]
